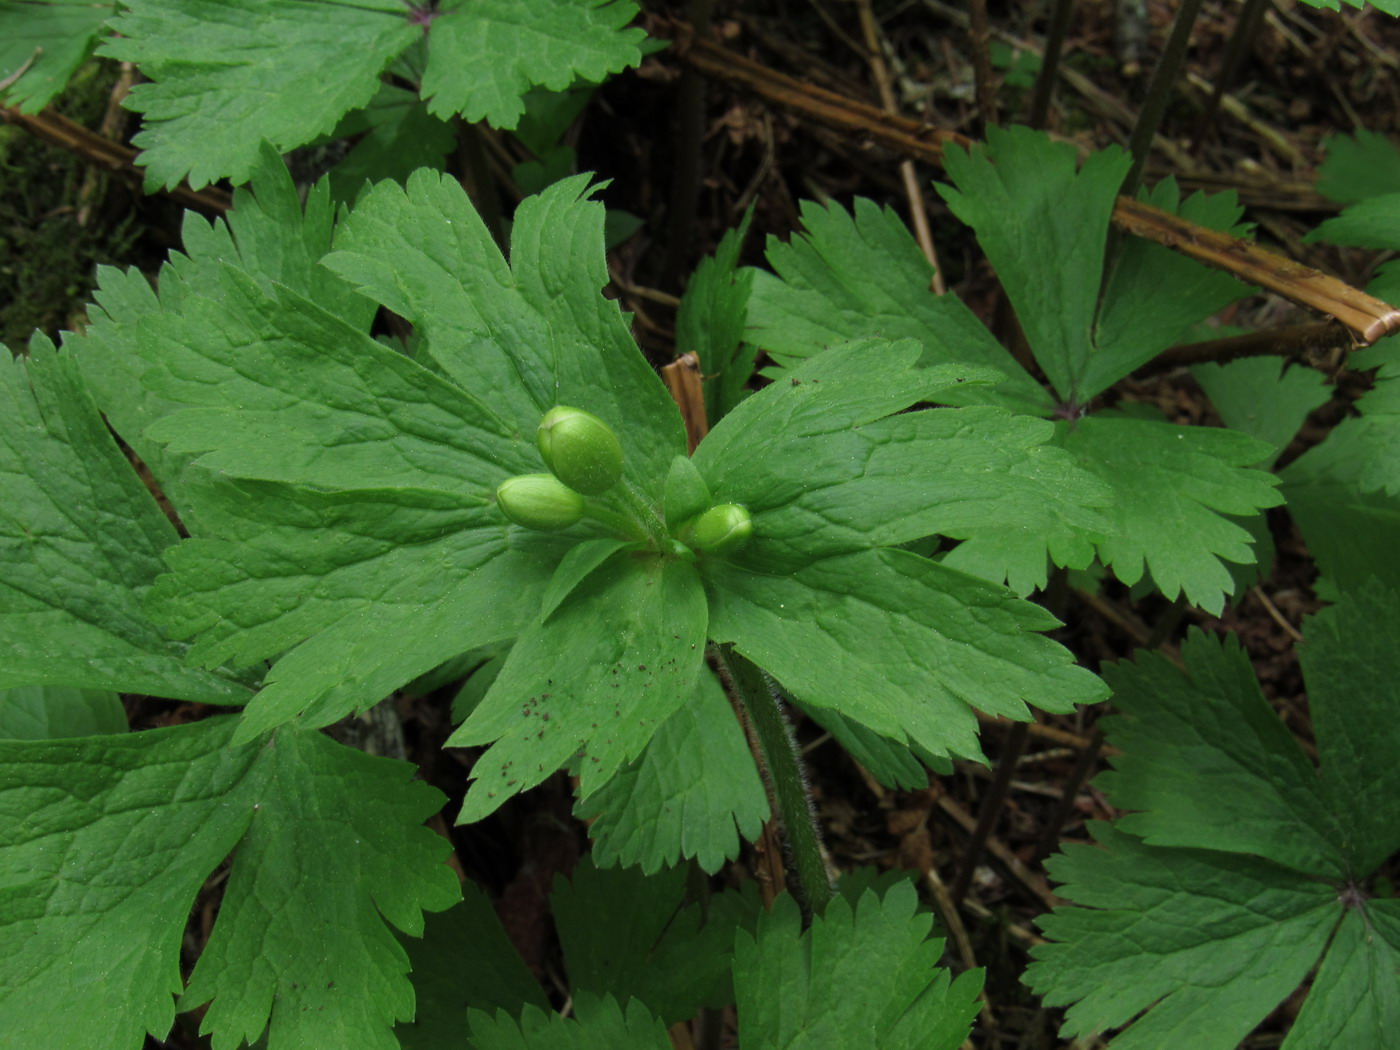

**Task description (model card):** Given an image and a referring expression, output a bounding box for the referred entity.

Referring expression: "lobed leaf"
[182,727,461,1050]
[937,126,1131,406]
[395,883,549,1050]
[733,882,983,1050]
[1029,823,1338,1050]
[1060,414,1282,614]
[420,0,645,127]
[705,548,1107,762]
[1191,356,1331,468]
[577,668,770,874]
[1030,583,1400,1047]
[746,196,1051,414]
[693,340,1107,590]
[1098,633,1343,876]
[468,995,670,1050]
[552,858,759,1023]
[325,171,686,492]
[0,0,114,113]
[450,553,708,821]
[1091,179,1255,397]
[0,339,249,703]
[102,0,418,189]
[0,718,458,1050]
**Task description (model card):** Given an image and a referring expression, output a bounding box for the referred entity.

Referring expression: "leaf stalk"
[712,644,833,919]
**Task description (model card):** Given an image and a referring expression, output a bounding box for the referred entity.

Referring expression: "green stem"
[1122,0,1205,197]
[713,645,833,917]
[1026,0,1076,129]
[610,478,669,546]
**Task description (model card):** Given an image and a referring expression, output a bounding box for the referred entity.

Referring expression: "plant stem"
[1122,0,1205,197]
[609,478,669,546]
[712,645,833,918]
[950,719,1030,903]
[1026,0,1075,130]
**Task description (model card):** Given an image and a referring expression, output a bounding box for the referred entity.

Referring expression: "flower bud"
[690,503,753,555]
[496,474,585,531]
[536,405,624,495]
[663,454,712,528]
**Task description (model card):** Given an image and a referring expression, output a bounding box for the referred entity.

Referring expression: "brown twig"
[1139,320,1358,376]
[1111,196,1400,343]
[670,27,1400,347]
[661,351,709,452]
[1,103,232,214]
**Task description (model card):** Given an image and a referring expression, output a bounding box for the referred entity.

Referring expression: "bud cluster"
[495,406,753,558]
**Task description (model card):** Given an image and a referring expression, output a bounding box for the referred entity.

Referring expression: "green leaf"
[1098,633,1343,876]
[396,896,546,1050]
[937,126,1131,405]
[1090,181,1254,396]
[577,668,769,874]
[733,882,982,1050]
[1284,903,1400,1048]
[705,548,1108,763]
[1316,129,1400,204]
[1191,357,1331,468]
[1060,414,1283,613]
[1305,191,1400,251]
[693,341,1107,590]
[468,995,670,1050]
[182,727,462,1050]
[450,553,708,821]
[0,339,249,703]
[1029,823,1338,1050]
[325,171,687,490]
[324,85,456,203]
[420,0,646,128]
[1299,581,1400,874]
[77,149,375,504]
[139,266,527,492]
[746,196,1052,414]
[101,0,418,189]
[676,207,756,424]
[395,882,549,1050]
[0,684,127,740]
[798,703,932,788]
[148,478,565,741]
[552,858,758,1023]
[1029,582,1400,1048]
[0,718,459,1050]
[1281,407,1400,600]
[0,0,114,113]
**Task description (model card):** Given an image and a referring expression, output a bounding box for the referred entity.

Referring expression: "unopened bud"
[690,504,753,555]
[537,405,624,495]
[496,474,585,531]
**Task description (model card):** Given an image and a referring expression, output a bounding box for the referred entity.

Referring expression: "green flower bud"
[496,474,585,531]
[663,454,712,527]
[690,503,753,555]
[537,405,624,495]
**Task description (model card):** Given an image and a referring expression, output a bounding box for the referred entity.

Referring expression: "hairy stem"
[712,645,833,917]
